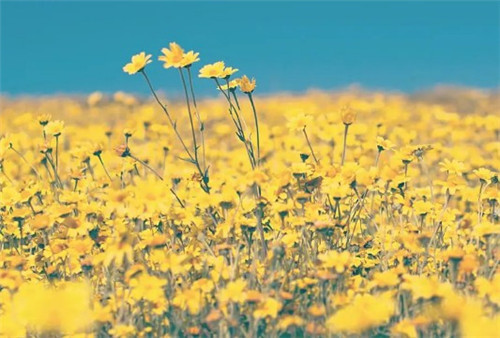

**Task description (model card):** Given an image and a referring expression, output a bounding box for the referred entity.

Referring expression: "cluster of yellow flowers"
[0,42,498,337]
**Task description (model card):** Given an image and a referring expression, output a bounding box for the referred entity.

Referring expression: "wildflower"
[439,159,465,176]
[239,75,256,93]
[254,297,282,319]
[158,42,184,69]
[123,52,152,74]
[181,50,200,67]
[318,251,351,273]
[199,61,226,78]
[376,136,395,152]
[473,167,495,183]
[287,113,313,132]
[218,79,240,91]
[38,114,52,126]
[340,105,357,125]
[218,279,247,304]
[326,293,394,334]
[130,273,167,302]
[44,120,64,136]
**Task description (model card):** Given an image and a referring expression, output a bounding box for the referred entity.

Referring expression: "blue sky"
[1,1,499,96]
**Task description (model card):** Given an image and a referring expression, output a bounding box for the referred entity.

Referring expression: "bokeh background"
[1,1,499,96]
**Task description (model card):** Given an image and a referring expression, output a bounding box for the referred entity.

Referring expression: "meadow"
[0,43,498,337]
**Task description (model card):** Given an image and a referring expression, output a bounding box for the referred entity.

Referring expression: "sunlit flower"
[123,52,152,74]
[239,75,256,93]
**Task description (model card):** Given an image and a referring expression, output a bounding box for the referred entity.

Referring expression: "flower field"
[0,43,499,337]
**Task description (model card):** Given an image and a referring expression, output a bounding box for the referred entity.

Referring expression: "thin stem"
[97,155,112,181]
[303,127,319,164]
[1,167,13,183]
[142,70,209,193]
[186,67,207,171]
[341,124,350,166]
[45,153,63,188]
[214,78,255,169]
[10,146,41,178]
[141,70,194,160]
[232,91,241,110]
[129,154,163,181]
[179,68,199,164]
[55,135,60,178]
[248,93,261,166]
[375,150,381,167]
[170,188,185,208]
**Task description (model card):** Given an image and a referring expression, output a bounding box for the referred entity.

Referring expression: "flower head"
[181,50,200,68]
[158,42,185,69]
[123,52,152,75]
[340,105,357,125]
[239,75,256,93]
[199,61,226,78]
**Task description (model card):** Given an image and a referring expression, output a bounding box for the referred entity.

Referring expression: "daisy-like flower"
[287,113,313,132]
[199,61,238,79]
[199,61,226,78]
[123,52,152,75]
[158,42,184,69]
[239,75,256,93]
[340,105,357,125]
[181,50,200,68]
[217,79,240,91]
[221,65,238,79]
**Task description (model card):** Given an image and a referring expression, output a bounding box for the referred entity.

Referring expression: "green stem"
[129,154,163,181]
[97,155,112,181]
[248,93,261,166]
[179,68,199,165]
[141,70,194,160]
[186,67,207,171]
[341,124,349,166]
[303,127,318,164]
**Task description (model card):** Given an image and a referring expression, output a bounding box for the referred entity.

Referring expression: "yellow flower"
[199,61,226,78]
[218,79,240,91]
[439,159,465,175]
[277,315,304,330]
[473,167,495,183]
[38,113,52,126]
[129,273,167,302]
[340,105,357,125]
[253,297,282,319]
[318,250,351,273]
[123,52,152,74]
[391,319,417,338]
[221,65,238,78]
[158,42,184,69]
[413,200,433,216]
[287,113,313,132]
[8,282,92,334]
[182,50,200,67]
[239,75,256,93]
[217,279,247,304]
[376,136,395,152]
[326,293,394,334]
[44,120,65,136]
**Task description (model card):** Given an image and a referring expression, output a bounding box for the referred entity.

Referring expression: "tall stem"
[303,127,319,164]
[129,154,163,181]
[179,68,199,164]
[341,124,350,166]
[248,93,261,166]
[214,78,255,169]
[186,67,207,171]
[55,135,60,178]
[141,70,194,160]
[97,155,113,181]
